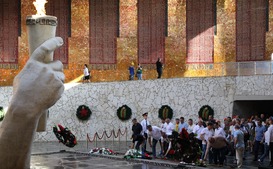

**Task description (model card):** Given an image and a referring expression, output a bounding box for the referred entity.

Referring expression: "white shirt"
[140,119,150,134]
[164,122,174,136]
[148,126,162,140]
[84,67,89,76]
[200,127,214,145]
[160,122,166,133]
[215,127,226,138]
[229,125,235,135]
[264,130,270,145]
[268,124,273,142]
[193,125,204,140]
[187,124,196,133]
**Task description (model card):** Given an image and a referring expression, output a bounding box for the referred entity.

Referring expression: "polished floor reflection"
[30,141,270,169]
[30,152,177,169]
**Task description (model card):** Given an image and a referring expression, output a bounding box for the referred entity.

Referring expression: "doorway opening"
[232,96,273,119]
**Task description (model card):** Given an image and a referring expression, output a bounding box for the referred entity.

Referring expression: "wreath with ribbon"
[117,105,132,121]
[76,105,92,121]
[0,106,4,122]
[53,124,77,148]
[158,105,173,120]
[198,105,214,121]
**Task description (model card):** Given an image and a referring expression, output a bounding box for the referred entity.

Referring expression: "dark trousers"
[270,142,273,165]
[135,141,142,150]
[152,139,159,157]
[143,133,148,152]
[197,139,202,151]
[157,69,162,78]
[212,146,226,165]
[228,142,235,156]
[254,140,264,160]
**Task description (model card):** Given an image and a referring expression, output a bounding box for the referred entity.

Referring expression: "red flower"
[180,128,189,139]
[80,107,88,117]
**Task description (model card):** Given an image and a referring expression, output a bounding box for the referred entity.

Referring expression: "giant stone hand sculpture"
[0,37,64,169]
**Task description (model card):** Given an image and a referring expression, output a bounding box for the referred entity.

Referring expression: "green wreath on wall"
[158,105,173,120]
[198,105,214,121]
[76,105,92,121]
[0,107,4,122]
[117,105,132,121]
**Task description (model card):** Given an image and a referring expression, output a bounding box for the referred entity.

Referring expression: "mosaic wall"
[0,0,273,86]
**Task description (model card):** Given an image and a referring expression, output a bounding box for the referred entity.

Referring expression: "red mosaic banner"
[89,0,118,64]
[138,0,167,64]
[0,0,19,64]
[186,0,214,64]
[47,0,70,65]
[236,0,266,61]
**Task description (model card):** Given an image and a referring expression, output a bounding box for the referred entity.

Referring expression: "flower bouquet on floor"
[53,124,77,148]
[89,147,116,155]
[124,149,152,159]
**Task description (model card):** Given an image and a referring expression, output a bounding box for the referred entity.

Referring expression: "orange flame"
[33,0,48,16]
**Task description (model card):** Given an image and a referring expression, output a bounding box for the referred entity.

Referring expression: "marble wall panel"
[1,75,273,141]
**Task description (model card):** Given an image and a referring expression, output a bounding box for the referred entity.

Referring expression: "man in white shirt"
[187,118,196,134]
[147,125,162,158]
[214,122,226,138]
[140,112,150,152]
[163,118,174,137]
[268,117,273,167]
[193,120,204,148]
[259,128,270,162]
[200,122,215,163]
[160,118,166,132]
[161,118,174,156]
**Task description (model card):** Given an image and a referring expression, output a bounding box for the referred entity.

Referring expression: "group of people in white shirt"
[131,113,273,168]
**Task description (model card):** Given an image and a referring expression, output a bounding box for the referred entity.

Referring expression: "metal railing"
[184,61,273,77]
[86,128,128,151]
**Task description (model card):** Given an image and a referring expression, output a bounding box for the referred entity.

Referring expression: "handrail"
[87,128,127,143]
[184,60,273,77]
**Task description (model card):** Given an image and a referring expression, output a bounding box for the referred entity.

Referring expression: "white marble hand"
[0,37,64,169]
[11,37,64,116]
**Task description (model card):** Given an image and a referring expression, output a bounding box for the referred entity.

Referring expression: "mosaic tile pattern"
[1,75,273,142]
[1,0,273,86]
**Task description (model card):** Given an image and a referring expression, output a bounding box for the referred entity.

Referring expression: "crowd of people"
[131,113,273,168]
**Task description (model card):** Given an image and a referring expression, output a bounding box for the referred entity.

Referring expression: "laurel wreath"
[158,105,173,120]
[117,105,132,121]
[76,105,92,121]
[198,105,214,121]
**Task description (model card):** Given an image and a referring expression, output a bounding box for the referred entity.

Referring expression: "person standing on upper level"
[128,62,135,80]
[83,64,90,83]
[156,58,163,79]
[136,64,143,80]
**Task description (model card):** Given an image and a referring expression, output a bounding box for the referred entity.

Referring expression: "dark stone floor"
[31,152,175,169]
[30,141,271,169]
